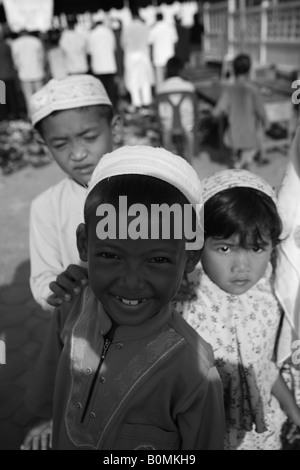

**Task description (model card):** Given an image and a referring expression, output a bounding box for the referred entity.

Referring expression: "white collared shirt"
[11,35,45,81]
[29,177,87,312]
[87,25,117,75]
[59,29,89,74]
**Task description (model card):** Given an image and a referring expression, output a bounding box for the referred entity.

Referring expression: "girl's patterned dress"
[176,262,286,450]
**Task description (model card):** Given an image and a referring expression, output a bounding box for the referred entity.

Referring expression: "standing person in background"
[0,28,20,120]
[212,53,269,169]
[45,29,67,80]
[59,16,89,76]
[189,11,205,68]
[121,8,154,113]
[11,30,46,117]
[174,15,191,67]
[149,12,178,90]
[87,19,118,110]
[110,18,126,100]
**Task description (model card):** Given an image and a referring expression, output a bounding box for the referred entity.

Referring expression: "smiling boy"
[23,145,225,450]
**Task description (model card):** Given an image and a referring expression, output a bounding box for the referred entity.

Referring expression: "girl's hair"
[84,174,196,230]
[35,105,113,138]
[204,187,282,248]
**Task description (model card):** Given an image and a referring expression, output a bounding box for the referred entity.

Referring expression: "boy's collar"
[96,299,173,341]
[71,177,88,189]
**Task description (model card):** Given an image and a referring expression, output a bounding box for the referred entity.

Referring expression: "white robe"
[275,126,300,364]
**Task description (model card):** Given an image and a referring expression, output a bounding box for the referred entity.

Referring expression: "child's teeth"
[115,296,147,305]
[122,298,139,306]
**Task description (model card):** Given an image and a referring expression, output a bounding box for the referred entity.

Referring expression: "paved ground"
[0,133,291,449]
[0,162,63,449]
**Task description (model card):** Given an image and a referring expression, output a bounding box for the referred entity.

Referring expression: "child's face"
[201,234,273,295]
[77,213,199,326]
[41,107,115,186]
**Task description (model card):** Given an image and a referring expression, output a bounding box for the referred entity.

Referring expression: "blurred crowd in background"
[0,3,206,174]
[0,4,204,121]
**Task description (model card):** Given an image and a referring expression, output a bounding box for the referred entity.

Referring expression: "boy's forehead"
[41,107,105,136]
[90,232,185,259]
[30,74,112,127]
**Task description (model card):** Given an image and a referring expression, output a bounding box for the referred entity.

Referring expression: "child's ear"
[76,223,88,262]
[185,249,202,273]
[35,134,45,146]
[111,114,123,145]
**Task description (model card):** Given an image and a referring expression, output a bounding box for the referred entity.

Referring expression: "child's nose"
[70,146,88,161]
[232,251,250,273]
[123,264,144,289]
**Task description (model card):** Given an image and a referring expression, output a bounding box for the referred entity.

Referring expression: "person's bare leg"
[239,148,257,168]
[161,129,173,152]
[182,131,195,166]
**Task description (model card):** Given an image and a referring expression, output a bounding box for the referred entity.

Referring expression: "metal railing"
[203,0,300,68]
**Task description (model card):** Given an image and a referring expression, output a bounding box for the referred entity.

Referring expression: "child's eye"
[219,246,230,253]
[149,257,169,264]
[53,143,66,150]
[99,252,120,260]
[251,246,263,253]
[84,135,98,142]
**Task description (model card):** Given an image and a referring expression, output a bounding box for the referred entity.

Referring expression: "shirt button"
[76,402,82,409]
[116,342,123,349]
[100,376,105,383]
[90,412,96,419]
[86,368,92,374]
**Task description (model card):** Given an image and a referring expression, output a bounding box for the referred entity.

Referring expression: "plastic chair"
[155,90,198,163]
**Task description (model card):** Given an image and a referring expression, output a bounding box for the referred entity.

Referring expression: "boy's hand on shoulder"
[47,265,88,307]
[20,420,53,450]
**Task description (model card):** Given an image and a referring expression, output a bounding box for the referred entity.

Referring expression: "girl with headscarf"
[176,169,300,450]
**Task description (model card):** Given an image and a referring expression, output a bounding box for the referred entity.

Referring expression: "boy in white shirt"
[29,74,121,312]
[59,17,89,75]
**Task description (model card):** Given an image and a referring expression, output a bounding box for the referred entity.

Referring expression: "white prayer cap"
[87,145,203,211]
[30,74,112,127]
[202,169,276,204]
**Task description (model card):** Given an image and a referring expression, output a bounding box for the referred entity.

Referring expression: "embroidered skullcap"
[30,74,112,127]
[87,146,203,246]
[202,169,276,204]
